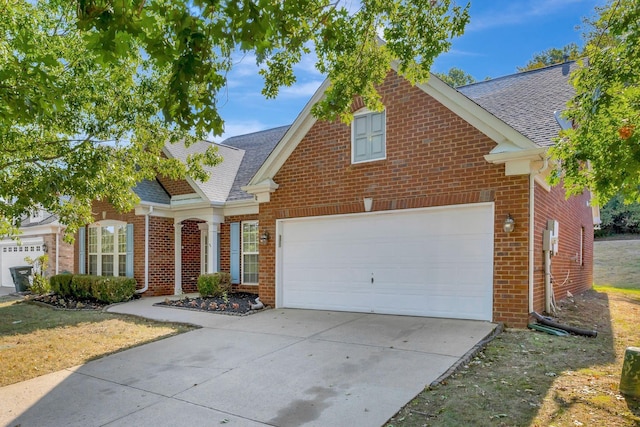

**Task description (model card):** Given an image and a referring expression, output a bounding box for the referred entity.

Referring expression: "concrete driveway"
[1,296,498,427]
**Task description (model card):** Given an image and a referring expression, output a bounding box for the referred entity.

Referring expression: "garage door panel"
[278,204,494,321]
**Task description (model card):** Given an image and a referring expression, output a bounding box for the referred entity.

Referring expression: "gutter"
[529,157,549,313]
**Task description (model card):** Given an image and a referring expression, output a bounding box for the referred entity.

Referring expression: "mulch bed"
[24,293,120,310]
[154,292,263,316]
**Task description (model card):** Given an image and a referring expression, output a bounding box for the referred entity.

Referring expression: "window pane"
[102,226,114,253]
[118,226,127,253]
[89,255,98,275]
[88,227,98,253]
[102,255,114,276]
[243,254,259,283]
[242,222,258,253]
[118,255,127,277]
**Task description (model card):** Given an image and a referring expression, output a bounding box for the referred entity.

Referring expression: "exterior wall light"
[503,214,515,233]
[260,230,270,244]
[42,242,48,253]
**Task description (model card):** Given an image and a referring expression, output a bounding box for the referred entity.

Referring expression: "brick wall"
[74,201,176,296]
[42,231,74,276]
[156,176,195,196]
[181,220,202,293]
[257,70,532,326]
[533,181,594,313]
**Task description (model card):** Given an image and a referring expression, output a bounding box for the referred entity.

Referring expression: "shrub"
[24,254,50,295]
[29,274,51,295]
[50,273,73,295]
[197,272,232,297]
[91,277,136,304]
[70,275,94,299]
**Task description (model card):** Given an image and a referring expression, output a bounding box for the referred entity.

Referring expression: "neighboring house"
[75,61,598,327]
[1,209,74,289]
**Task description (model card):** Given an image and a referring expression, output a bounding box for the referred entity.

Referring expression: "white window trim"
[241,220,259,285]
[351,108,387,164]
[88,220,127,277]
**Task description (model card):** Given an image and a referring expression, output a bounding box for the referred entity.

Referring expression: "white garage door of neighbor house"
[0,238,44,288]
[277,203,494,321]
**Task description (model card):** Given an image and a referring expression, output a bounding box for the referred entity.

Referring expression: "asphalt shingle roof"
[133,179,171,205]
[164,140,245,203]
[222,125,290,201]
[458,61,578,147]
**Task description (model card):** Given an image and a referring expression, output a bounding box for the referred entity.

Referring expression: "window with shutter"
[351,109,386,164]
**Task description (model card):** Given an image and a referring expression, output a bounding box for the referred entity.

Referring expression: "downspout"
[528,173,535,314]
[136,206,152,294]
[55,226,60,275]
[529,157,549,314]
[544,246,552,313]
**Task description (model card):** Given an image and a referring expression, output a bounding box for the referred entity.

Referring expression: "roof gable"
[247,65,547,188]
[222,125,289,201]
[163,140,245,203]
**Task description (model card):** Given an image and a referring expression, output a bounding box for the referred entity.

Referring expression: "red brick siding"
[533,182,594,313]
[156,175,195,196]
[74,201,175,296]
[180,220,202,293]
[257,71,531,327]
[146,216,176,295]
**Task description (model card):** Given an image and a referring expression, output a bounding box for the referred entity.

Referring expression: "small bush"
[197,272,232,297]
[50,273,73,295]
[29,274,51,295]
[91,277,136,304]
[70,275,94,299]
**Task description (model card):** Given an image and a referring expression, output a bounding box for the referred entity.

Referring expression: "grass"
[385,239,640,427]
[593,239,640,290]
[0,295,196,387]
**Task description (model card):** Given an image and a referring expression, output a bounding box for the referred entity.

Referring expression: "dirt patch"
[385,289,640,427]
[154,292,263,316]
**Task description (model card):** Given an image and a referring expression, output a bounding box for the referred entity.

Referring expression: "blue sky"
[212,0,605,142]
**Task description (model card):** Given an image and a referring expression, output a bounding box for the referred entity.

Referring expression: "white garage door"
[0,238,44,288]
[277,203,494,321]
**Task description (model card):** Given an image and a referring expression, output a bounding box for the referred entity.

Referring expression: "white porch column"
[174,221,183,294]
[207,221,219,273]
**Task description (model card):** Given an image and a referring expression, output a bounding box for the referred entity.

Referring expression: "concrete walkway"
[1,295,498,427]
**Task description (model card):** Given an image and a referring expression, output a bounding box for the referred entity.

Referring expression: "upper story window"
[352,109,386,164]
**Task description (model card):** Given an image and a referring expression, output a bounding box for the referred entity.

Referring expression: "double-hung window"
[86,221,131,277]
[352,109,386,163]
[242,221,259,284]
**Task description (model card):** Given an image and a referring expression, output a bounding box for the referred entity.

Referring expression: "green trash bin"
[10,266,33,292]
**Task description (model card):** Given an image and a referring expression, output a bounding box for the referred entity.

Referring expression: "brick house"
[75,61,599,327]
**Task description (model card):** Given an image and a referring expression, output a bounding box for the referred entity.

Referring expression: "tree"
[1,0,470,237]
[597,194,640,236]
[517,43,582,72]
[550,0,639,205]
[435,67,476,87]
